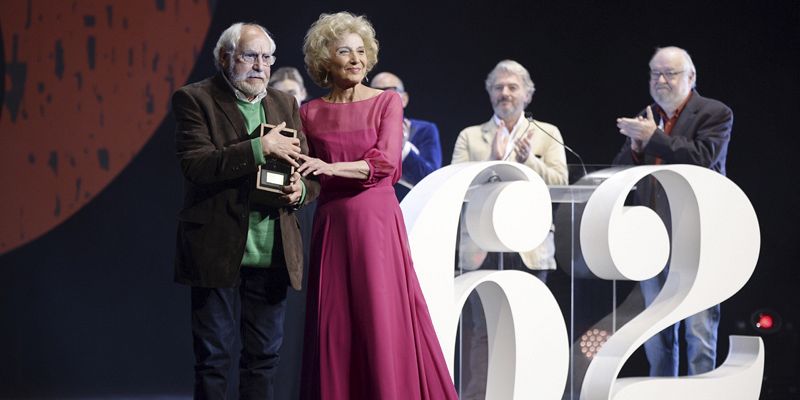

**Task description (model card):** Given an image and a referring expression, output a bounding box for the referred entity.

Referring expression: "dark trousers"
[191,267,289,400]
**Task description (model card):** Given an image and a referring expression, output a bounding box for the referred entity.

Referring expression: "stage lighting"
[751,309,782,334]
[579,328,609,359]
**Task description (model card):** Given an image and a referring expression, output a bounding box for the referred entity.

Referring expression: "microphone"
[523,111,588,180]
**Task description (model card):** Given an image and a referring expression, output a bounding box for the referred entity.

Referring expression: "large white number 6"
[401,161,569,400]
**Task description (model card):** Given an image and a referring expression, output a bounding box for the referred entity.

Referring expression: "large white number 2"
[401,162,762,400]
[579,165,763,400]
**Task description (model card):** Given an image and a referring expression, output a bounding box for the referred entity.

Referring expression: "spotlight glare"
[750,309,782,334]
[756,314,773,329]
[579,327,610,359]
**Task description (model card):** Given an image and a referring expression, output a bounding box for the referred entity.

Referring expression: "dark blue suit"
[395,118,442,201]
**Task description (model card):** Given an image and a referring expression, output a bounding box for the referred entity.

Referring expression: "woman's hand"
[297,154,335,177]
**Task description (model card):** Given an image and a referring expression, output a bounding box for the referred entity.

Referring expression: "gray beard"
[227,66,266,98]
[651,86,688,112]
[232,79,265,98]
[492,97,525,121]
[493,106,522,121]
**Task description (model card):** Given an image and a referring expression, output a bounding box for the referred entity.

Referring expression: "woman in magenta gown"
[296,12,458,400]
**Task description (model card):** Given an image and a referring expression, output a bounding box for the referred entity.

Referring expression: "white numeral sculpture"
[580,165,762,400]
[400,162,762,400]
[401,161,569,400]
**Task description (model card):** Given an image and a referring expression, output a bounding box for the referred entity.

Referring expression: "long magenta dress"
[299,91,458,400]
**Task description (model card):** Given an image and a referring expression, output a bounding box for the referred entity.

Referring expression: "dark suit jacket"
[613,90,733,175]
[394,118,442,201]
[402,119,442,183]
[613,90,733,219]
[172,73,319,289]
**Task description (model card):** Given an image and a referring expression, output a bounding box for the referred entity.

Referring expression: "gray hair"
[485,60,535,98]
[269,66,305,87]
[652,46,697,88]
[213,22,275,71]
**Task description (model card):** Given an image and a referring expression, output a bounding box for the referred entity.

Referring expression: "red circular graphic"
[1,1,212,253]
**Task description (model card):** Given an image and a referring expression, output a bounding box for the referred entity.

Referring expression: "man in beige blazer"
[452,60,568,400]
[452,59,567,274]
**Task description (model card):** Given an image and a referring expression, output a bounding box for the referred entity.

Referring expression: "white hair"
[213,22,275,71]
[653,46,697,88]
[485,60,535,98]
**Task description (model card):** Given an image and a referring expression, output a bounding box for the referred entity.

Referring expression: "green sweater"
[238,99,276,268]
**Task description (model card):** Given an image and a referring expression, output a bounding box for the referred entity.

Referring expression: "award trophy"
[255,123,297,195]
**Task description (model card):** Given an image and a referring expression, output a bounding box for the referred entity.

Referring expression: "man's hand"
[261,122,301,167]
[616,106,657,148]
[296,154,334,177]
[280,172,303,205]
[514,130,534,163]
[630,139,644,153]
[491,121,509,160]
[402,118,411,148]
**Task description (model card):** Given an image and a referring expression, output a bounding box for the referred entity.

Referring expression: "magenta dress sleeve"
[361,92,403,187]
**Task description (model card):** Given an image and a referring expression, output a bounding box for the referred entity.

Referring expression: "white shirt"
[492,113,527,160]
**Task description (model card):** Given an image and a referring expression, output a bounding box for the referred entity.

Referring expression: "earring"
[364,75,369,83]
[322,71,329,85]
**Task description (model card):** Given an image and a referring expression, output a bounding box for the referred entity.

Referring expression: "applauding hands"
[616,106,658,152]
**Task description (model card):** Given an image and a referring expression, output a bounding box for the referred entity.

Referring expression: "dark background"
[1,0,798,398]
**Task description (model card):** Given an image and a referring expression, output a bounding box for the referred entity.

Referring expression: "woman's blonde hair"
[303,12,379,88]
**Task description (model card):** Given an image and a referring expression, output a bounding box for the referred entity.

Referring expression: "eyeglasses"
[649,70,685,80]
[237,52,276,66]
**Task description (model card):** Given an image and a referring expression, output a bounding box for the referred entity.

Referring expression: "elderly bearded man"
[613,46,733,377]
[172,22,319,399]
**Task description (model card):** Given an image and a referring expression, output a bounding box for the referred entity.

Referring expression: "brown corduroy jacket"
[173,73,319,290]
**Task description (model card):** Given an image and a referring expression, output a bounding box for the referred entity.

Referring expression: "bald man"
[614,46,733,377]
[371,72,442,200]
